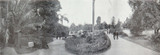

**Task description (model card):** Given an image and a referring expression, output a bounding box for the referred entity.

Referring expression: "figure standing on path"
[113,31,119,40]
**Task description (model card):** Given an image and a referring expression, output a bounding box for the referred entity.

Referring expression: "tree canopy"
[0,0,69,48]
[125,0,160,35]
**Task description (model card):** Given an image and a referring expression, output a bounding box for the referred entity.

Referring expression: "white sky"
[58,0,133,27]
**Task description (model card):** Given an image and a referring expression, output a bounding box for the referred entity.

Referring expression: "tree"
[127,0,160,35]
[115,20,122,32]
[111,16,116,28]
[128,0,143,11]
[0,0,44,47]
[102,22,108,29]
[31,0,63,48]
[83,24,92,31]
[53,23,69,37]
[70,23,92,32]
[59,14,69,25]
[0,0,63,48]
[122,17,131,28]
[70,23,76,31]
[111,17,115,26]
[96,16,101,25]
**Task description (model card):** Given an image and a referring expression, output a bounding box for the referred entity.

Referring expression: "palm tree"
[59,14,69,25]
[1,0,46,47]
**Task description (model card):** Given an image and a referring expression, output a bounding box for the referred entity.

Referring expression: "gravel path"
[2,33,160,55]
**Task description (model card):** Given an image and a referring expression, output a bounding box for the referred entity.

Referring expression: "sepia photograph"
[0,0,160,55]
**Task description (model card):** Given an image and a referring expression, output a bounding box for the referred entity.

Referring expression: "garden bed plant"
[65,31,111,55]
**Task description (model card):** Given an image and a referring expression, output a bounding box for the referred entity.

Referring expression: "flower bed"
[65,31,111,54]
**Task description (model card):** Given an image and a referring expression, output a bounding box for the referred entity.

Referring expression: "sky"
[58,0,133,27]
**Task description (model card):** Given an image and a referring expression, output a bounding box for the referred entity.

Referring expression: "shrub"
[65,31,111,55]
[151,34,160,43]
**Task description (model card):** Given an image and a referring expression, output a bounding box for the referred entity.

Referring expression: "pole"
[92,0,95,32]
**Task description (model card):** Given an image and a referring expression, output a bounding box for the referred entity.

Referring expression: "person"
[113,31,119,40]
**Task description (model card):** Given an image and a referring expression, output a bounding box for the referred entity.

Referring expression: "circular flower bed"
[65,31,111,54]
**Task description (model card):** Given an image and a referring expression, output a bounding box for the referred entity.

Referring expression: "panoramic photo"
[0,0,160,55]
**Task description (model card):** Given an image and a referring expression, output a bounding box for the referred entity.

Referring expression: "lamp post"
[92,0,95,32]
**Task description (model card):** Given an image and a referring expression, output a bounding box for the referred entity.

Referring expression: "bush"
[65,31,111,55]
[151,34,160,43]
[119,32,128,37]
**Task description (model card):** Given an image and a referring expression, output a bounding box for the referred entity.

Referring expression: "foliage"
[53,23,69,37]
[65,31,111,54]
[30,0,68,48]
[0,0,68,48]
[0,0,43,47]
[70,23,92,32]
[111,16,115,26]
[83,24,92,31]
[151,34,160,43]
[128,0,143,11]
[96,16,101,25]
[59,14,69,24]
[95,22,108,30]
[109,23,121,34]
[70,23,77,31]
[122,18,131,28]
[70,21,109,32]
[115,20,122,32]
[95,16,107,30]
[125,0,160,35]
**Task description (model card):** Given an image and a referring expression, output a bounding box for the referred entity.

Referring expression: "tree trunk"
[15,32,21,48]
[155,29,157,34]
[13,33,18,47]
[4,29,9,47]
[41,37,49,49]
[155,28,160,34]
